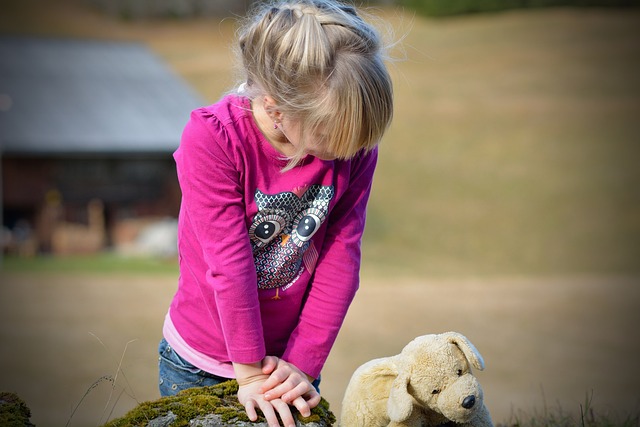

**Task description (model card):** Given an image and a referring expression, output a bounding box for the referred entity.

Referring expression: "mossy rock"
[102,380,336,427]
[0,392,35,427]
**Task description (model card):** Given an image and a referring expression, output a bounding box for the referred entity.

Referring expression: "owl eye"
[291,208,325,246]
[249,212,287,247]
[297,215,319,238]
[256,221,281,240]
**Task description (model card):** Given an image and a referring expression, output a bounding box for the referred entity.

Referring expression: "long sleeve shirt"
[164,93,377,379]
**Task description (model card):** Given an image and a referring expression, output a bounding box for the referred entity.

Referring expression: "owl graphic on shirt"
[249,184,335,290]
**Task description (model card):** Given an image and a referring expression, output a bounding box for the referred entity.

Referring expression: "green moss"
[297,413,321,423]
[297,397,336,425]
[102,380,335,426]
[103,388,245,426]
[0,392,34,427]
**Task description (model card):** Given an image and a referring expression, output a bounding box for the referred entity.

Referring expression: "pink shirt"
[164,94,377,379]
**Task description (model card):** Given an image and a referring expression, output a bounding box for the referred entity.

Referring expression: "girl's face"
[280,116,337,161]
[257,95,337,161]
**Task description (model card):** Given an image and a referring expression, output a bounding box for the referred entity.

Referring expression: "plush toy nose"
[462,395,476,409]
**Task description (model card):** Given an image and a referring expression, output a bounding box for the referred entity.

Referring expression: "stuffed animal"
[340,332,493,427]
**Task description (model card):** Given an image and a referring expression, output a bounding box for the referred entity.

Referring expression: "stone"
[101,380,336,427]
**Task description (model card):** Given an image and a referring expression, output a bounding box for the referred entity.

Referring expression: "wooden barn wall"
[2,156,181,253]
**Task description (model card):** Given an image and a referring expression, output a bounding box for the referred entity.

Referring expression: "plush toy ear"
[444,332,485,371]
[387,371,414,422]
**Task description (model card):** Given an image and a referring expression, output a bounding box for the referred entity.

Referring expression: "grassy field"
[1,268,639,426]
[367,7,640,278]
[2,0,640,278]
[2,1,640,426]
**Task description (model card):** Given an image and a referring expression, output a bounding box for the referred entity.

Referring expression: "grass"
[2,2,640,279]
[363,8,640,278]
[499,392,640,427]
[1,5,640,424]
[0,253,178,275]
[507,411,640,427]
[64,372,640,427]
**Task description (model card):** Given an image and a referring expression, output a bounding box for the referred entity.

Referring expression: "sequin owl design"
[249,185,335,290]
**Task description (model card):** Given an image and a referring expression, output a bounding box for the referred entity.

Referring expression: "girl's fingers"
[280,381,312,403]
[261,376,286,396]
[261,356,279,375]
[243,399,259,422]
[261,365,292,395]
[241,393,294,427]
[290,396,311,418]
[305,390,322,408]
[270,398,296,427]
[264,379,296,400]
[256,399,283,427]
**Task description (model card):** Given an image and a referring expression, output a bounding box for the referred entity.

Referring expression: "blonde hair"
[236,0,393,169]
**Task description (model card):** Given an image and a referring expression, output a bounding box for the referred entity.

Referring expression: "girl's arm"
[281,148,378,378]
[175,109,267,367]
[180,110,307,425]
[259,149,377,407]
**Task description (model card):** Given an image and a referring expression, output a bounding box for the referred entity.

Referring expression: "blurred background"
[1,0,639,426]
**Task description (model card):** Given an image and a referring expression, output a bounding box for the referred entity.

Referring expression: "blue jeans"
[158,338,230,396]
[158,338,321,396]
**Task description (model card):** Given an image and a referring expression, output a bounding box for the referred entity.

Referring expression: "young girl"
[158,1,393,426]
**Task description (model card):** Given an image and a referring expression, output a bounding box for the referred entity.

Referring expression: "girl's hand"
[234,362,296,427]
[260,356,322,417]
[237,380,296,427]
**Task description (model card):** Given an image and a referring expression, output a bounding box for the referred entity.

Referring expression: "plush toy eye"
[432,389,440,395]
[457,369,463,376]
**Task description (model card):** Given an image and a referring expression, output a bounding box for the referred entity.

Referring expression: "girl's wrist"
[233,361,268,386]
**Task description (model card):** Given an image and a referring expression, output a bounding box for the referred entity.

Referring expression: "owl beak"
[280,234,291,247]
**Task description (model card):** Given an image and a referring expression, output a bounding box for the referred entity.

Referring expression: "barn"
[0,36,204,256]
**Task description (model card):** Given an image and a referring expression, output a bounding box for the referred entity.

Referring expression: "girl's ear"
[387,371,413,422]
[262,96,282,122]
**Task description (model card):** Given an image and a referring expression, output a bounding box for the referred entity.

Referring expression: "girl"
[158,1,393,426]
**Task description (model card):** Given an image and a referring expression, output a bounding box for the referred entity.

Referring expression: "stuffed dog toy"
[340,332,493,427]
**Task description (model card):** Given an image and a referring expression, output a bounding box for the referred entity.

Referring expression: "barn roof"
[0,36,205,156]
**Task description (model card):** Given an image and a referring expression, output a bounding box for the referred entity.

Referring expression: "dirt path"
[1,273,638,426]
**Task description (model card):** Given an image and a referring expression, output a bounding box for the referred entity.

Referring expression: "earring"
[274,122,279,130]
